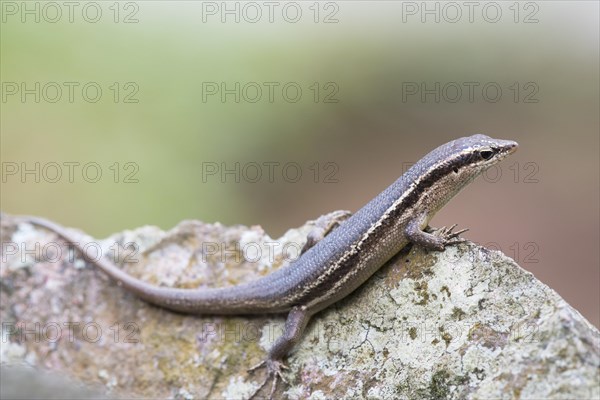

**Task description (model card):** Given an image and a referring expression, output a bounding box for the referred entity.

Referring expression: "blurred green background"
[2,2,598,326]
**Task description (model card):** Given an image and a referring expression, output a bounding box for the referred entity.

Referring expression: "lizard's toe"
[247,358,288,400]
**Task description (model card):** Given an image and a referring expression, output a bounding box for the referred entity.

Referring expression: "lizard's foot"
[247,358,289,400]
[302,210,353,254]
[433,224,469,247]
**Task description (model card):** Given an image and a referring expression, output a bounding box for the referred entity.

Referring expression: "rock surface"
[1,213,599,399]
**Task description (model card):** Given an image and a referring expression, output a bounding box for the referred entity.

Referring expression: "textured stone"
[1,214,598,399]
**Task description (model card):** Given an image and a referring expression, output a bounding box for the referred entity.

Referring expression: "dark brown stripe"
[290,151,474,306]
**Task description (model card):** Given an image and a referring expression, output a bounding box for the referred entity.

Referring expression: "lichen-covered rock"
[1,214,598,399]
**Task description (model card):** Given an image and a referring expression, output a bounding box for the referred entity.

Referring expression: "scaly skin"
[18,134,518,398]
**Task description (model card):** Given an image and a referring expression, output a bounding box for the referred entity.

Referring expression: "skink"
[19,134,518,398]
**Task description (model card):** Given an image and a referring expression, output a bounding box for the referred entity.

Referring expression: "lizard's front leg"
[248,306,311,399]
[405,214,468,251]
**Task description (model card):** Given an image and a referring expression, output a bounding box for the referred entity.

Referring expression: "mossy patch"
[451,307,466,321]
[417,370,469,400]
[440,285,451,298]
[409,327,418,340]
[414,281,430,306]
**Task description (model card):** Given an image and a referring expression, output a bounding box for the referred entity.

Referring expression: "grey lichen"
[1,213,599,399]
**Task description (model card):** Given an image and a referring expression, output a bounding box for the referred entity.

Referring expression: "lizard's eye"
[479,150,494,160]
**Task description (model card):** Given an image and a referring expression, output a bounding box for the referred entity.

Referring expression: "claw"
[247,359,288,400]
[434,224,469,248]
[269,376,278,399]
[247,360,266,373]
[451,228,469,238]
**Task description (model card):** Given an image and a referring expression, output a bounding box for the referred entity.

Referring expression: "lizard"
[15,134,518,398]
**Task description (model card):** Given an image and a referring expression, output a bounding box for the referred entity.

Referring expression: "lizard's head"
[448,134,518,174]
[412,134,518,214]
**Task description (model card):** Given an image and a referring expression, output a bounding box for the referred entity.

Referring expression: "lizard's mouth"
[495,140,519,160]
[505,141,519,154]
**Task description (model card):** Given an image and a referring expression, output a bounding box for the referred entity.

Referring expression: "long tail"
[15,216,287,315]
